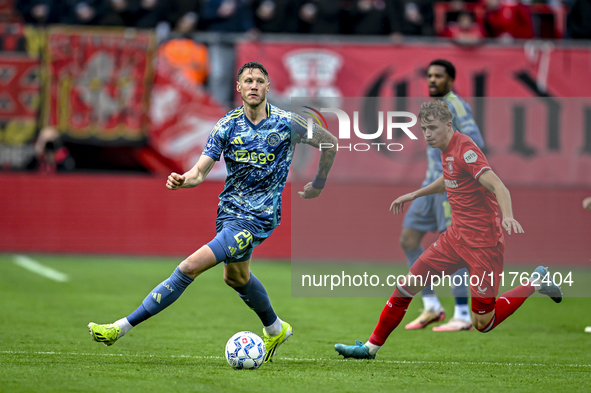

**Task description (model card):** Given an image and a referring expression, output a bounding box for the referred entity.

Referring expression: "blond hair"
[418,101,452,124]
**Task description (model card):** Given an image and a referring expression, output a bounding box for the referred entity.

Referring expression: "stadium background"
[0,3,589,267]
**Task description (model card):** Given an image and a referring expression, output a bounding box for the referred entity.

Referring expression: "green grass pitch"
[1,254,590,392]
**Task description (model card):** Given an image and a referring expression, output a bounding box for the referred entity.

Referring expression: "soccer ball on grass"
[225,331,266,369]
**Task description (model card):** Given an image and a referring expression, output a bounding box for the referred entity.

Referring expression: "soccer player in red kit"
[335,100,562,359]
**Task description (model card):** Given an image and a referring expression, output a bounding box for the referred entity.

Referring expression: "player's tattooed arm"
[307,126,338,178]
[166,154,216,190]
[299,126,338,199]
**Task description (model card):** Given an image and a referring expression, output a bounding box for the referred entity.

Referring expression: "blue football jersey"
[423,91,485,186]
[202,103,309,229]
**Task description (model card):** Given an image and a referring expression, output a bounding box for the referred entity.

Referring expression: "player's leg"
[401,195,445,329]
[215,222,292,363]
[468,244,529,331]
[334,271,424,359]
[223,259,292,363]
[335,234,461,359]
[223,258,282,336]
[88,245,217,346]
[214,225,281,333]
[468,246,562,333]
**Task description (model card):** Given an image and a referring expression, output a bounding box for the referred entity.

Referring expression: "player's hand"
[390,193,414,215]
[166,172,185,190]
[583,197,591,212]
[298,182,322,199]
[502,217,524,235]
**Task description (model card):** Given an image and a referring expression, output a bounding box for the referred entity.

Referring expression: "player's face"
[237,69,270,108]
[421,116,453,150]
[427,65,453,97]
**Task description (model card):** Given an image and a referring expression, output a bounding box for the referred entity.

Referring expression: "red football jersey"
[441,131,504,248]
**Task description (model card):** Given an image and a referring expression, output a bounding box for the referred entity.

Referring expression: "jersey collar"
[243,102,271,130]
[442,90,456,100]
[443,130,460,154]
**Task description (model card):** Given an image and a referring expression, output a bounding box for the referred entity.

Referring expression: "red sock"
[480,282,535,332]
[369,287,413,346]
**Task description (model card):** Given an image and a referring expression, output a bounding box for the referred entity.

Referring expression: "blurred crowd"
[11,0,591,41]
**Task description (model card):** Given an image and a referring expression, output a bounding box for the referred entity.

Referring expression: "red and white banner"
[237,41,591,187]
[0,23,41,169]
[45,26,154,144]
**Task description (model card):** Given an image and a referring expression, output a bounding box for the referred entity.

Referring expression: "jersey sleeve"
[202,117,230,161]
[457,141,491,179]
[290,112,313,144]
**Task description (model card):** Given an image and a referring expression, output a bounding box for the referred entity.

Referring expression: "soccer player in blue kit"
[88,62,338,363]
[402,60,485,331]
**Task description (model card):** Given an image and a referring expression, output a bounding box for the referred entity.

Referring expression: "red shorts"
[409,230,504,314]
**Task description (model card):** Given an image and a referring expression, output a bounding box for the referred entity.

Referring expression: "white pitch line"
[12,255,70,282]
[1,351,590,368]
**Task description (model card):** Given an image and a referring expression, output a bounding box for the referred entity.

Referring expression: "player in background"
[88,61,338,363]
[335,100,562,359]
[401,59,484,331]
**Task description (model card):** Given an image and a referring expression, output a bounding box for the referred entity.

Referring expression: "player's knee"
[473,317,493,332]
[179,259,200,278]
[471,308,495,332]
[179,247,218,278]
[471,297,495,332]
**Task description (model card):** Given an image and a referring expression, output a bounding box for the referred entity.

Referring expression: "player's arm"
[298,126,338,199]
[389,175,445,215]
[478,170,524,235]
[166,154,216,190]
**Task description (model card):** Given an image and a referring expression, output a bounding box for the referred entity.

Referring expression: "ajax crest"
[267,133,280,147]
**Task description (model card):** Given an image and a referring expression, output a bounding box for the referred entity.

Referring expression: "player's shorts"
[402,191,451,233]
[409,230,504,314]
[207,209,274,264]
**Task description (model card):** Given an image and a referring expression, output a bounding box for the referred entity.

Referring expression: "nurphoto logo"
[303,106,419,152]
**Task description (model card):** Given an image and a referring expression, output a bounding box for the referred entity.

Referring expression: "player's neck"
[439,130,455,152]
[243,101,268,125]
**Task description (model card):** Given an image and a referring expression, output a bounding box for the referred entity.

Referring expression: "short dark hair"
[237,61,269,81]
[428,59,456,80]
[418,100,453,124]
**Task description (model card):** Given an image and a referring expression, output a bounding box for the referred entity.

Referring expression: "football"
[225,331,266,370]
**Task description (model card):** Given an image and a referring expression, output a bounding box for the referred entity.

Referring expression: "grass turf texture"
[1,254,590,393]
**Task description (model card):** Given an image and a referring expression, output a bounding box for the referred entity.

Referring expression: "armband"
[311,176,327,189]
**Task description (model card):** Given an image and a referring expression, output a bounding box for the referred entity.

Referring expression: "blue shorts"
[207,210,274,264]
[402,192,452,233]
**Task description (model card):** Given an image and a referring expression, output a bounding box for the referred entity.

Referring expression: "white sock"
[365,341,381,356]
[264,317,283,336]
[453,305,471,322]
[114,318,133,338]
[422,295,441,312]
